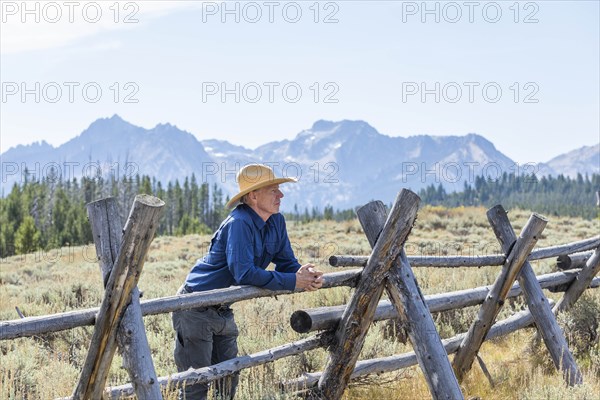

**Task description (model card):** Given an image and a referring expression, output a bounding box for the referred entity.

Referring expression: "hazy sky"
[1,1,599,164]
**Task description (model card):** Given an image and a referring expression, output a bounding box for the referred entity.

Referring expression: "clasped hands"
[295,263,324,291]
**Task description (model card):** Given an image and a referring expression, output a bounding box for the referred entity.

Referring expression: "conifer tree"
[14,216,41,254]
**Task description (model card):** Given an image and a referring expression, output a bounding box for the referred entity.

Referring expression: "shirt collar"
[238,204,267,231]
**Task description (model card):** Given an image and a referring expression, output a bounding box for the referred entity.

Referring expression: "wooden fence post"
[486,205,582,386]
[86,197,162,399]
[73,194,165,399]
[357,201,463,399]
[452,213,547,381]
[317,190,421,399]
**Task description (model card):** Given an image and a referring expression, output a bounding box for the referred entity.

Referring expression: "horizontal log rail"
[290,271,600,333]
[105,334,330,399]
[0,269,361,340]
[282,303,549,392]
[555,246,600,313]
[556,251,593,271]
[329,236,600,267]
[4,266,599,341]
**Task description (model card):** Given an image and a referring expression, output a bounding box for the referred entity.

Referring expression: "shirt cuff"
[282,272,296,291]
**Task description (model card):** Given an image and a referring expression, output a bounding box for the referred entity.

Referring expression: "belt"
[183,285,231,312]
[208,304,232,312]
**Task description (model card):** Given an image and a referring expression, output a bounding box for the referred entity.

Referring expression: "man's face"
[251,184,284,220]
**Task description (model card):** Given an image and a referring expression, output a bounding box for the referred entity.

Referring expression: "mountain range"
[2,115,598,210]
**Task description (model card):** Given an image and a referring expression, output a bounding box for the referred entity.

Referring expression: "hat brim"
[225,177,297,208]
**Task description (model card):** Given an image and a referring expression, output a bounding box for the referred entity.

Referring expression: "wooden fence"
[1,191,599,400]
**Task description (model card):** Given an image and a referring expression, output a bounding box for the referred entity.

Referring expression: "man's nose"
[277,190,284,198]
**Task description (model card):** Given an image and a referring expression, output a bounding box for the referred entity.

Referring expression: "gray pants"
[172,288,239,399]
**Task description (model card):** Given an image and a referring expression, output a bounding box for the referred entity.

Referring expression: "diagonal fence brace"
[357,201,463,400]
[317,190,421,399]
[452,212,547,381]
[317,190,463,399]
[487,205,582,386]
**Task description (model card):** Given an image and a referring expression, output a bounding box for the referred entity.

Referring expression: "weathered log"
[551,251,594,292]
[358,201,462,399]
[556,251,593,271]
[72,195,165,400]
[87,198,161,400]
[556,255,573,271]
[15,307,25,319]
[529,236,599,260]
[329,235,600,267]
[386,252,463,399]
[104,334,329,399]
[0,269,361,340]
[329,255,369,267]
[143,268,360,315]
[487,205,582,386]
[317,191,420,399]
[330,254,506,268]
[452,213,547,382]
[0,308,99,340]
[282,304,546,392]
[290,271,600,334]
[554,246,600,313]
[476,355,495,388]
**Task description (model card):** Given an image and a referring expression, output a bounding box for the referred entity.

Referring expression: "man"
[173,163,324,399]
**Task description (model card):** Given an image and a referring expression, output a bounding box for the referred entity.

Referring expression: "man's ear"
[248,190,257,202]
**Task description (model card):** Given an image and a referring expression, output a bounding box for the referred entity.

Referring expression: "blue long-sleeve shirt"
[184,204,301,292]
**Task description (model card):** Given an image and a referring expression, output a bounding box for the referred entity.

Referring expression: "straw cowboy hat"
[226,164,297,208]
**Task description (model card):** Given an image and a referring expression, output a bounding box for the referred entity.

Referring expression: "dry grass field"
[1,205,599,399]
